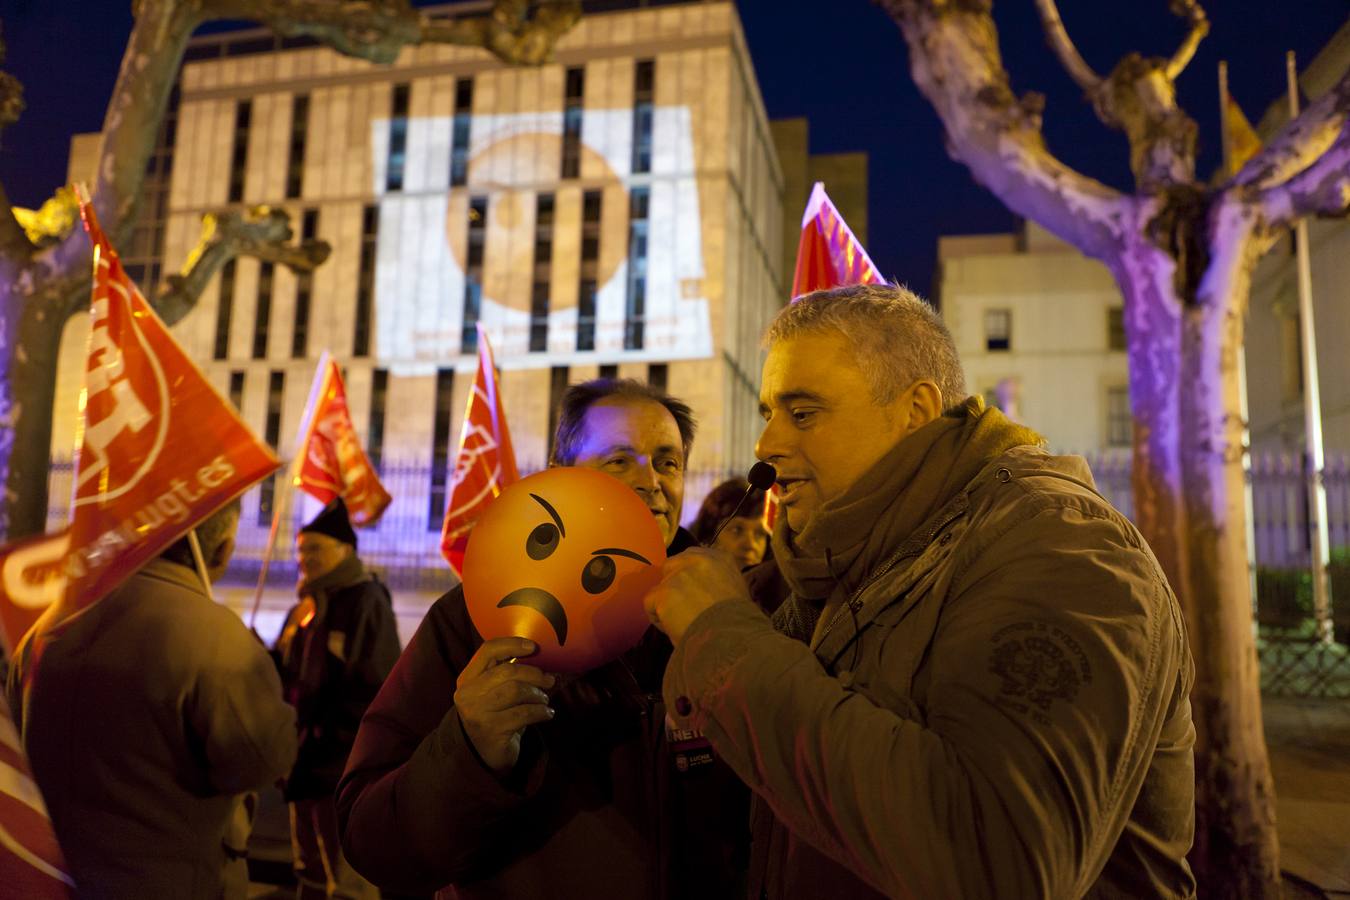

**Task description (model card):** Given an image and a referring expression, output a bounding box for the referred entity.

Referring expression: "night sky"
[1,1,1347,297]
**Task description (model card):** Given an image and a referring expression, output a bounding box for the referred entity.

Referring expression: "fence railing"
[43,449,1350,589]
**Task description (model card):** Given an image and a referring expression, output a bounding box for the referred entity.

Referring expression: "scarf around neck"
[298,552,369,602]
[771,395,1043,605]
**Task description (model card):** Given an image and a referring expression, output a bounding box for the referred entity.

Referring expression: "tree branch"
[1164,0,1209,81]
[1255,121,1350,231]
[206,0,581,66]
[153,206,330,327]
[1031,0,1101,93]
[1233,67,1350,192]
[878,0,1126,262]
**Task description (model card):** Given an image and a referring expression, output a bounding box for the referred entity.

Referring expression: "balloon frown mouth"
[498,587,568,646]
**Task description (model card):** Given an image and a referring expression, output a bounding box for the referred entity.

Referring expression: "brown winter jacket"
[664,446,1198,899]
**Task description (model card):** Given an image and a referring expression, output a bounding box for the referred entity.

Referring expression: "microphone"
[705,462,778,548]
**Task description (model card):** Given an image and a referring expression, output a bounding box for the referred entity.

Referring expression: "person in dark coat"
[7,499,297,900]
[337,379,748,900]
[275,498,401,900]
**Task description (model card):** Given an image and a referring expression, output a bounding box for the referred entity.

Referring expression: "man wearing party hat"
[274,498,400,900]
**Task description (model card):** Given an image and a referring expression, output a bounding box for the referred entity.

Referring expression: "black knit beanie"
[299,498,358,550]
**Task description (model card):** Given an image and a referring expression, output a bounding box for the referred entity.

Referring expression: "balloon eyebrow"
[592,547,651,565]
[529,493,566,538]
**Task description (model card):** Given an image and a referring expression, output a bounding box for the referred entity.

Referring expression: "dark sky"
[1,1,1346,297]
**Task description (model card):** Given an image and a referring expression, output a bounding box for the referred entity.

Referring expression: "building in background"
[49,0,869,582]
[1246,20,1350,458]
[936,222,1131,459]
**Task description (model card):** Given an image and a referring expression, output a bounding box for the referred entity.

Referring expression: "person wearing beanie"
[275,498,401,900]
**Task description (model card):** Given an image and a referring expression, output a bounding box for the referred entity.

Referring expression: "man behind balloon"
[645,284,1197,898]
[338,379,748,898]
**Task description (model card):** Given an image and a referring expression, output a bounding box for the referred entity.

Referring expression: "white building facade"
[52,0,787,576]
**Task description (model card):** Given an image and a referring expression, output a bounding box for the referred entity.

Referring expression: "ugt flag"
[0,701,73,898]
[0,193,280,628]
[292,353,391,527]
[792,181,884,297]
[440,325,519,576]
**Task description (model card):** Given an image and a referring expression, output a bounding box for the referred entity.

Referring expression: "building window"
[631,60,654,174]
[212,260,237,360]
[252,262,275,359]
[228,370,245,411]
[386,82,410,192]
[228,99,251,203]
[577,190,601,352]
[428,368,456,529]
[258,370,284,525]
[530,194,554,353]
[450,77,472,187]
[1107,305,1126,351]
[625,187,649,350]
[292,209,317,358]
[599,364,618,380]
[354,204,378,357]
[368,368,388,471]
[1107,386,1132,447]
[286,94,309,199]
[561,67,584,180]
[461,197,488,354]
[984,308,1011,352]
[648,363,667,393]
[547,365,569,460]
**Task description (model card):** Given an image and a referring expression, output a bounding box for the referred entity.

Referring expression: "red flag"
[8,193,281,621]
[0,700,74,898]
[764,183,885,532]
[0,532,69,655]
[792,181,884,297]
[440,326,519,575]
[292,354,391,527]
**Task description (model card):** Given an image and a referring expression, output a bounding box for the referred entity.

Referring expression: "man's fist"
[455,637,556,775]
[643,548,751,645]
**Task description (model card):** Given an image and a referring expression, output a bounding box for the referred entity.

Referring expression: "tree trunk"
[1111,196,1281,897]
[0,272,79,540]
[1179,198,1280,897]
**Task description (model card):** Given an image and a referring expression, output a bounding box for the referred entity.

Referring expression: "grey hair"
[160,496,242,568]
[765,283,966,410]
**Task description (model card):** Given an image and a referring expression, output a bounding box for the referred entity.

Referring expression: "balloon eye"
[581,555,617,594]
[526,523,560,560]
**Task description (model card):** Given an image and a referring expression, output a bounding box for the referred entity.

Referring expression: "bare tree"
[0,0,580,542]
[877,0,1350,894]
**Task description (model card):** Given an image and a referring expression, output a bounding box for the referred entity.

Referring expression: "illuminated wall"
[51,1,787,547]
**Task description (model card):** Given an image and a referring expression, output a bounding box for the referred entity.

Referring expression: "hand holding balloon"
[454,637,556,775]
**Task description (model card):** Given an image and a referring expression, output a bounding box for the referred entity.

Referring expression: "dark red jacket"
[336,529,748,899]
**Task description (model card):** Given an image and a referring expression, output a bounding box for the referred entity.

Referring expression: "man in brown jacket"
[8,498,298,899]
[645,284,1197,898]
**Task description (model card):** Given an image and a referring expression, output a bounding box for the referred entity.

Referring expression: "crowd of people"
[5,283,1197,899]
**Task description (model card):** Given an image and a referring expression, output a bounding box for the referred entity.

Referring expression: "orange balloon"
[461,467,667,673]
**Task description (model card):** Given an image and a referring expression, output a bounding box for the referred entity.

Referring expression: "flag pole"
[1286,50,1334,644]
[187,528,214,601]
[248,352,331,628]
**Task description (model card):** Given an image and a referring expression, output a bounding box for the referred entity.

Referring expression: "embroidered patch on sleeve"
[988,621,1093,725]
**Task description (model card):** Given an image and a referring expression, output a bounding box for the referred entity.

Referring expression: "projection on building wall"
[370,107,713,374]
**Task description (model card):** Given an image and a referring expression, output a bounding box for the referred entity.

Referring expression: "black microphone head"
[747,461,777,491]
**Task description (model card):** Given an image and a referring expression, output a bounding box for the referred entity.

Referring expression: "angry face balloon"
[461,467,668,673]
